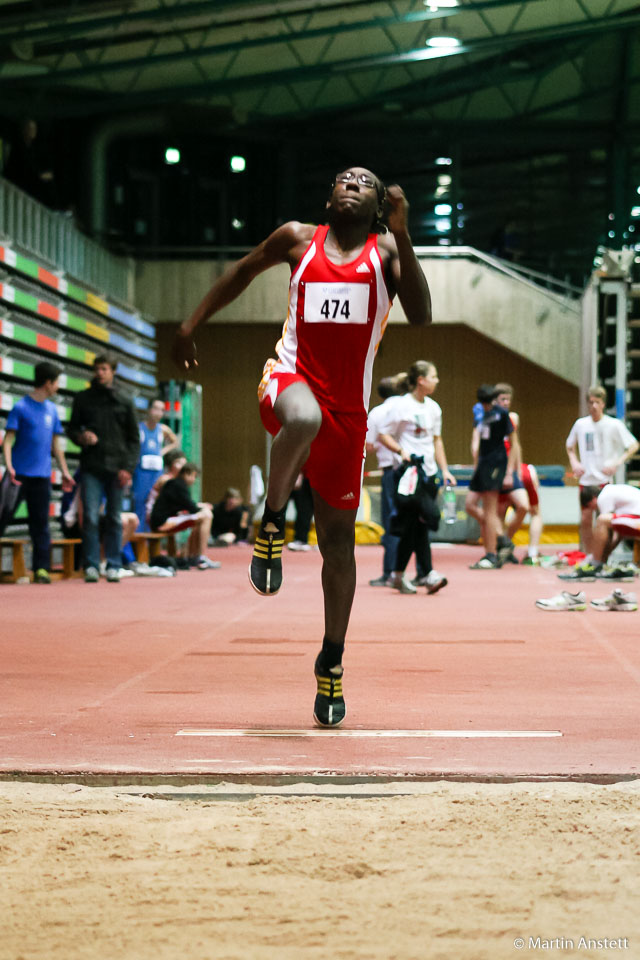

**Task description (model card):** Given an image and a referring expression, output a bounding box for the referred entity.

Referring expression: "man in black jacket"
[68,353,140,582]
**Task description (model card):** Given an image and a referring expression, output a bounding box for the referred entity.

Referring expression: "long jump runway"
[2,544,639,779]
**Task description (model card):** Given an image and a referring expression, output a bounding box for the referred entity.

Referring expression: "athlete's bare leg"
[505,489,528,541]
[528,506,543,553]
[250,381,322,597]
[580,503,596,555]
[465,490,486,543]
[482,491,500,555]
[312,490,357,647]
[267,381,322,511]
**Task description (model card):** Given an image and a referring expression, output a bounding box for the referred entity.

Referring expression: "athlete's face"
[328,167,382,224]
[44,377,60,397]
[420,367,439,395]
[587,395,605,421]
[495,392,511,410]
[148,400,165,423]
[94,362,115,387]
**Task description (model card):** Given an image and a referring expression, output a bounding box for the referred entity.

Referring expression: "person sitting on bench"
[149,462,220,570]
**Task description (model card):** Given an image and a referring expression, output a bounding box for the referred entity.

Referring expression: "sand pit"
[1,779,638,960]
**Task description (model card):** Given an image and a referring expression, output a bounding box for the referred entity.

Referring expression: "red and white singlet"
[259,224,392,414]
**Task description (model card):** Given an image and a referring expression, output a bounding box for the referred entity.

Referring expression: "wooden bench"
[131,531,177,565]
[1,537,83,581]
[0,538,28,582]
[50,538,82,578]
[634,540,640,565]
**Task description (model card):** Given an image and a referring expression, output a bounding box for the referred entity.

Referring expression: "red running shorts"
[258,369,366,510]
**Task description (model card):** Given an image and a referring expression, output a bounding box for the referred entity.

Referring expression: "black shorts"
[469,456,507,493]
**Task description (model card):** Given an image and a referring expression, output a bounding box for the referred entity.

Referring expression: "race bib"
[303,282,369,324]
[141,454,163,471]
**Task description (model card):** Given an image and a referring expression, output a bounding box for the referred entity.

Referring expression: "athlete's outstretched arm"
[383,185,432,326]
[173,221,308,370]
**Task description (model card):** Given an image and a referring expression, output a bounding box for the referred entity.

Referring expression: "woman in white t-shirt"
[378,360,456,594]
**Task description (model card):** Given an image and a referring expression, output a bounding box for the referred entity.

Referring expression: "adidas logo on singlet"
[341,491,356,500]
[355,262,371,273]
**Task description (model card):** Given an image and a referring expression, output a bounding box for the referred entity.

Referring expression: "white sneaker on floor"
[118,567,135,579]
[421,570,448,594]
[590,589,638,612]
[287,540,312,552]
[390,574,417,595]
[535,591,586,611]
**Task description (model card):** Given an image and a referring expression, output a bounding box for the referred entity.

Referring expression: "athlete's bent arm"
[173,222,310,370]
[382,185,431,326]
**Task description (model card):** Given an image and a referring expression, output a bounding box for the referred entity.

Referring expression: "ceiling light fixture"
[426,32,461,48]
[424,0,459,9]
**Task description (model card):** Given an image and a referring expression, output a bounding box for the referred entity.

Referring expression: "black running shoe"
[313,655,346,728]
[595,565,635,583]
[496,538,515,567]
[249,511,285,595]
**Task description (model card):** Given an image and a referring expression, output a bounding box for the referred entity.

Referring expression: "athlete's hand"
[118,469,132,489]
[385,185,410,235]
[61,473,75,493]
[172,330,198,372]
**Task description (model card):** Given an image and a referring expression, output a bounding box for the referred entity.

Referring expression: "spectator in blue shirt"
[1,361,75,582]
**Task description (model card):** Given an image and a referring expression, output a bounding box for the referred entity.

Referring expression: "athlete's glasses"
[334,172,377,189]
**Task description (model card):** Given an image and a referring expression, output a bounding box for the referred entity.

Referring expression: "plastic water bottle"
[443,485,457,524]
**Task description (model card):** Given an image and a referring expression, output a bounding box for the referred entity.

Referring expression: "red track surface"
[2,544,639,778]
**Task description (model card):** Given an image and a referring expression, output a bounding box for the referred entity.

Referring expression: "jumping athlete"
[173,166,431,727]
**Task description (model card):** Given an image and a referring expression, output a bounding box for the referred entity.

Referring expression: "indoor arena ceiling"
[3,0,640,280]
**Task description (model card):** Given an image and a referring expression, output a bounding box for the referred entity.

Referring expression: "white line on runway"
[176,729,562,738]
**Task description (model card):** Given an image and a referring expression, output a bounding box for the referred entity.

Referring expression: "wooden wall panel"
[157,322,579,501]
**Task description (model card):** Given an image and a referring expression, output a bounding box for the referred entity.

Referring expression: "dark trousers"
[381,467,400,577]
[291,476,314,543]
[393,473,437,578]
[14,475,52,571]
[81,470,123,570]
[395,512,432,577]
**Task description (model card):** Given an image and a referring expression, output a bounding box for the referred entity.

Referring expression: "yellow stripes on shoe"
[253,537,284,559]
[316,676,343,697]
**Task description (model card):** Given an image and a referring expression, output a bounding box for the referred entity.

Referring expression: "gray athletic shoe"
[595,566,635,583]
[535,590,586,611]
[417,570,448,594]
[84,566,99,583]
[390,573,417,594]
[590,589,638,612]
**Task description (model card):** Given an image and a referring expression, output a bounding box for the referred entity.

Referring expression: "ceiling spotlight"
[435,157,453,166]
[164,147,180,165]
[426,32,461,48]
[230,155,246,173]
[424,0,459,9]
[434,203,452,215]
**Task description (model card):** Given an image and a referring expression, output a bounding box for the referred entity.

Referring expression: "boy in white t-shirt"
[566,385,638,554]
[558,483,640,581]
